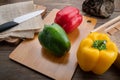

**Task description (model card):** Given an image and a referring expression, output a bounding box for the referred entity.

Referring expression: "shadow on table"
[72,65,120,80]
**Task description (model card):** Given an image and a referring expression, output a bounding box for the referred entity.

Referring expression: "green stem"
[92,40,107,50]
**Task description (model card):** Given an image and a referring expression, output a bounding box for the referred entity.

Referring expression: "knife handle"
[0,21,19,32]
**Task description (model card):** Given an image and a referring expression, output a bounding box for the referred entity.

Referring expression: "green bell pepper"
[38,23,71,57]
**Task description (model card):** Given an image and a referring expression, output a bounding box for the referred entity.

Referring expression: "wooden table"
[0,0,120,80]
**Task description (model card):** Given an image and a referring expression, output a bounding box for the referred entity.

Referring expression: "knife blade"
[0,9,44,32]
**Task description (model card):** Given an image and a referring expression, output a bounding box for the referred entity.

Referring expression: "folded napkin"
[0,1,45,43]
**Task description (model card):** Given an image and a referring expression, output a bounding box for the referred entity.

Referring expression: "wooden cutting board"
[9,9,97,80]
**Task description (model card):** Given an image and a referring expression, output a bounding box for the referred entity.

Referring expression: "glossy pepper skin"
[38,23,71,57]
[77,32,118,74]
[54,6,82,33]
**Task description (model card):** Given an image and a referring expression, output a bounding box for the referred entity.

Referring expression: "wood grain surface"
[0,0,120,80]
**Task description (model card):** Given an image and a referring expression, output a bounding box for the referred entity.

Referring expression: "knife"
[0,9,44,32]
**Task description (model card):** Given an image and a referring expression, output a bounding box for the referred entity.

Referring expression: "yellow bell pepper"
[77,32,118,75]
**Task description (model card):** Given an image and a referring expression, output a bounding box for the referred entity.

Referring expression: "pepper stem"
[92,40,107,50]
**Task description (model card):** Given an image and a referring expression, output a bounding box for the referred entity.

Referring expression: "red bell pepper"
[54,6,82,33]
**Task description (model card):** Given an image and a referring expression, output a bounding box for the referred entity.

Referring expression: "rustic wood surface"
[0,0,120,80]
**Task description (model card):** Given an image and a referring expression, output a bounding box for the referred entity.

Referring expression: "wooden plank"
[114,22,120,30]
[105,21,120,35]
[116,26,120,30]
[92,16,120,32]
[107,28,118,35]
[105,21,120,31]
[9,9,97,80]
